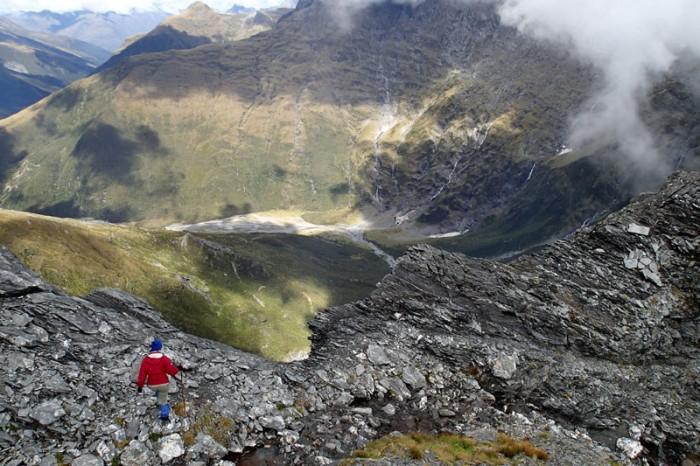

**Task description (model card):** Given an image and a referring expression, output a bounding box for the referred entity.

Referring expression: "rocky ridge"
[95,2,285,74]
[0,171,698,465]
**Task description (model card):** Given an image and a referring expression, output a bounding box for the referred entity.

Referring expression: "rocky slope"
[0,170,697,465]
[3,0,696,242]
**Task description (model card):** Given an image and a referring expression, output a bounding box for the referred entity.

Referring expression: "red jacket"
[138,351,179,388]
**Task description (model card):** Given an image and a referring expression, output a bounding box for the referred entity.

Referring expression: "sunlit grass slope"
[0,209,388,360]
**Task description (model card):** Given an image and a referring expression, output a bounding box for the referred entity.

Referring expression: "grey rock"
[350,407,372,416]
[488,352,518,380]
[157,434,185,463]
[0,268,47,297]
[617,437,644,459]
[642,268,663,286]
[259,415,286,431]
[71,454,104,466]
[366,344,390,365]
[189,433,227,461]
[95,440,116,463]
[378,377,411,401]
[30,400,65,425]
[627,223,651,236]
[1,311,32,327]
[401,365,427,389]
[44,373,71,394]
[0,326,38,347]
[624,252,639,269]
[120,440,153,466]
[38,455,58,466]
[382,404,396,415]
[6,352,35,372]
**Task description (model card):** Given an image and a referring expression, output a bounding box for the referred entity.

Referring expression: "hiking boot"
[160,403,170,420]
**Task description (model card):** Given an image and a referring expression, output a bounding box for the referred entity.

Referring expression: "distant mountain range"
[0,0,697,255]
[96,1,295,72]
[0,2,298,117]
[0,17,109,118]
[3,9,169,52]
[3,2,298,52]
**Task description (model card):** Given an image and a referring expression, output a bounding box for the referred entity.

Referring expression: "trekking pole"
[178,370,188,417]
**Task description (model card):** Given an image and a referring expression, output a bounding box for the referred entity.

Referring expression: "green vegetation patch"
[346,431,548,465]
[179,402,235,448]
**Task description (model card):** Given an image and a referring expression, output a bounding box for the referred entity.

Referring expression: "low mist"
[498,0,700,172]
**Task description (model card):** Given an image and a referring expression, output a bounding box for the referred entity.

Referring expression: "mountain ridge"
[4,9,169,51]
[0,169,697,464]
[95,1,289,73]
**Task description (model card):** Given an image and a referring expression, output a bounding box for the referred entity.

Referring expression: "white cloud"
[498,0,700,168]
[0,0,282,14]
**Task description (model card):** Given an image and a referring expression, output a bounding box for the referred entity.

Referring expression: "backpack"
[130,355,144,384]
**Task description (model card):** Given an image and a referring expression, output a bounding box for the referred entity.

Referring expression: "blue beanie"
[150,339,163,351]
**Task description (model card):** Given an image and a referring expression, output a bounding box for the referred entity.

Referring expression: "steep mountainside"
[4,9,169,52]
[0,1,697,242]
[96,2,283,73]
[0,171,697,465]
[0,17,109,117]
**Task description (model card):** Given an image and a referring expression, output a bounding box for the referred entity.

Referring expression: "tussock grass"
[182,402,235,447]
[346,431,548,465]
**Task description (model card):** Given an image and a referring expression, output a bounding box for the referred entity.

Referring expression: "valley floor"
[166,211,400,266]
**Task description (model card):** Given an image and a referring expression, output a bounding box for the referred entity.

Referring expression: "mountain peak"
[171,2,222,24]
[181,1,215,16]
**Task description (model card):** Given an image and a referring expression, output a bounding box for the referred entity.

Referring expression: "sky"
[0,0,283,14]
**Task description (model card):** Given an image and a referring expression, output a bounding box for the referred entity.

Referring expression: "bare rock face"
[0,171,698,465]
[303,170,699,464]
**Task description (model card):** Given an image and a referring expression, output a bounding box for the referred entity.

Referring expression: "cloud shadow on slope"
[0,128,28,183]
[71,123,169,183]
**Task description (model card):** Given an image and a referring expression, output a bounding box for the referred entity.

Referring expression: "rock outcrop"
[0,171,698,465]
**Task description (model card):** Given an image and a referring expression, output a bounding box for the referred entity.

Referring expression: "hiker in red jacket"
[137,339,179,420]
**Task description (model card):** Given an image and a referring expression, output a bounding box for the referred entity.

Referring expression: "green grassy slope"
[0,1,594,230]
[0,209,389,360]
